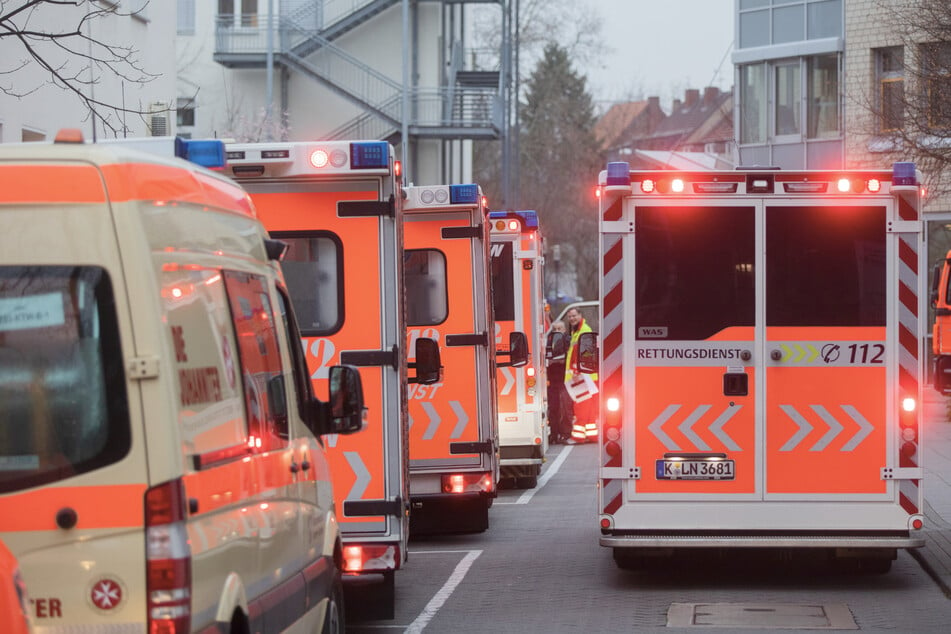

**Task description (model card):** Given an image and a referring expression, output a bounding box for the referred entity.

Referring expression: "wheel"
[516,475,538,489]
[321,575,345,634]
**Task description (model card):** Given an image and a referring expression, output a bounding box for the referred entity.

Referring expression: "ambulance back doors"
[595,164,924,549]
[489,211,548,483]
[402,184,498,531]
[226,141,410,569]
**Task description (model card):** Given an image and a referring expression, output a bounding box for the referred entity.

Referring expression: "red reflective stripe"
[0,165,106,203]
[101,163,256,215]
[0,485,146,532]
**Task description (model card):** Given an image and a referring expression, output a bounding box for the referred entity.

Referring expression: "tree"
[516,43,603,306]
[852,0,951,201]
[0,1,159,135]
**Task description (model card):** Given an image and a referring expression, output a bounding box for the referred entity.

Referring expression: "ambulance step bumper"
[600,533,925,549]
[500,458,543,466]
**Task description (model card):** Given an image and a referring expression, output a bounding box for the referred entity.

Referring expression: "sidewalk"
[917,387,951,597]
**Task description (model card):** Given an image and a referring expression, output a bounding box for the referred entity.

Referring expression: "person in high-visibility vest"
[564,307,598,443]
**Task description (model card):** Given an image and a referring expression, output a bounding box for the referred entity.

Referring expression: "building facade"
[0,1,177,143]
[733,0,844,169]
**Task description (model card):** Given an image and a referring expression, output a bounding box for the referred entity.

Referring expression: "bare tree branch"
[0,0,162,135]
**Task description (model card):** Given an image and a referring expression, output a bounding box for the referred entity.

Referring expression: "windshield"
[0,266,130,493]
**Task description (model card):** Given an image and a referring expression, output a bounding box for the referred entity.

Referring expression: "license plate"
[656,458,735,480]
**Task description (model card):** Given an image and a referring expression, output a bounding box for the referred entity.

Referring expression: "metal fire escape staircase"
[213,0,502,142]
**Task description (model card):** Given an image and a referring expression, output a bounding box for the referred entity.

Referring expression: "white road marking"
[404,550,482,633]
[495,445,574,505]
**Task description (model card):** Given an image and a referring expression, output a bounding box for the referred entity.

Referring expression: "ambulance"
[583,161,926,572]
[0,132,366,632]
[403,184,524,533]
[224,140,438,614]
[488,210,547,488]
[929,250,951,393]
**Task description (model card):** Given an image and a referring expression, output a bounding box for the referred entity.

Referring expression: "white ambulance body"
[0,133,365,632]
[403,184,517,533]
[223,141,435,615]
[489,210,548,488]
[589,162,926,571]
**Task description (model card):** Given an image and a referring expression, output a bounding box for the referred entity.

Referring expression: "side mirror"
[577,331,599,374]
[326,365,366,435]
[546,331,569,360]
[497,331,528,367]
[409,337,442,385]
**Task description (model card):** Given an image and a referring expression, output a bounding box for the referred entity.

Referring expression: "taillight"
[342,544,399,573]
[145,479,191,634]
[441,472,493,494]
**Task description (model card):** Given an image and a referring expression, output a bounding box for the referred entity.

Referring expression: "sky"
[577,0,735,112]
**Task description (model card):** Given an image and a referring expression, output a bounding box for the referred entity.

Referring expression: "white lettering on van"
[638,327,668,338]
[407,383,443,400]
[308,338,336,380]
[0,293,64,332]
[31,597,62,618]
[179,367,223,406]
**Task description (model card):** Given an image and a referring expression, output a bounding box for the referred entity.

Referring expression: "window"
[922,42,951,130]
[738,1,841,50]
[876,47,904,132]
[767,206,885,327]
[490,242,515,322]
[177,97,195,128]
[807,54,839,138]
[177,0,196,35]
[218,0,258,27]
[224,271,287,451]
[404,249,448,326]
[274,233,343,336]
[634,206,755,341]
[0,266,130,493]
[740,63,767,144]
[775,62,801,136]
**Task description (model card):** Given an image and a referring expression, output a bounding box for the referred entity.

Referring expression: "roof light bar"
[350,142,388,169]
[893,162,917,186]
[606,162,631,186]
[174,138,226,169]
[450,184,480,204]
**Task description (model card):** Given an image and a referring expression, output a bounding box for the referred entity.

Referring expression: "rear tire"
[321,575,345,634]
[516,475,538,489]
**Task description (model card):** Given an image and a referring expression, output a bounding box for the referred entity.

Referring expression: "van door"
[762,200,893,499]
[632,201,757,496]
[404,212,496,480]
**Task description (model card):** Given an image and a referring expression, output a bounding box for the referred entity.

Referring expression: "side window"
[405,249,448,326]
[275,286,314,418]
[223,271,288,452]
[490,241,515,322]
[274,232,344,336]
[0,266,130,493]
[162,268,247,466]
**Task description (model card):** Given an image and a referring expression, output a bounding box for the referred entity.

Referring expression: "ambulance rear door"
[600,167,924,542]
[403,185,498,507]
[226,142,409,555]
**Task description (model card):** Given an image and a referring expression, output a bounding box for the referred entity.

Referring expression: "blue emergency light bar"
[175,138,226,169]
[350,142,389,169]
[892,162,917,186]
[450,184,480,204]
[606,161,631,186]
[488,210,539,232]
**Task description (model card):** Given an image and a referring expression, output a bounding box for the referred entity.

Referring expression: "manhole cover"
[667,603,857,629]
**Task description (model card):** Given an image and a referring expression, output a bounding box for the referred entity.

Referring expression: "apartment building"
[0,1,177,143]
[178,0,511,185]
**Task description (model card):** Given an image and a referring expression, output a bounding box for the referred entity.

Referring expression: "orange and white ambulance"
[584,161,926,572]
[403,184,523,533]
[224,141,437,614]
[930,249,951,393]
[488,210,548,488]
[0,132,365,632]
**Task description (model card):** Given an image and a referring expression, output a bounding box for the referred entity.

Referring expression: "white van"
[0,132,365,632]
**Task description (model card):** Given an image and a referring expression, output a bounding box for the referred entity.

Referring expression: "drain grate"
[667,603,858,629]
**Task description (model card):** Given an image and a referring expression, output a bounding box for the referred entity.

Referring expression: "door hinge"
[601,466,640,480]
[128,356,160,380]
[881,466,923,480]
